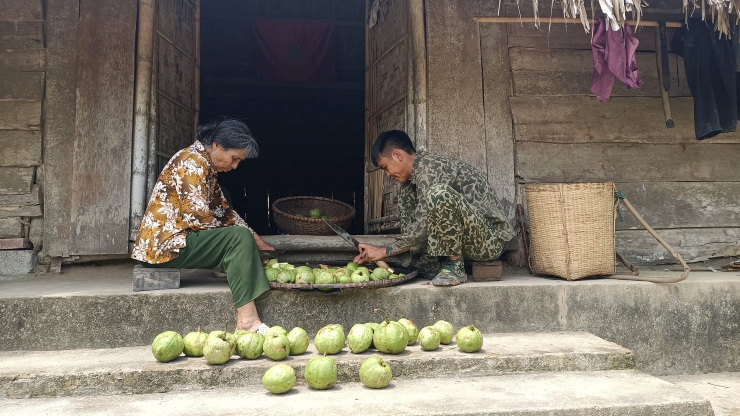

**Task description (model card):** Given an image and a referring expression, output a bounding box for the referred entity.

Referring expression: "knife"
[323,219,392,271]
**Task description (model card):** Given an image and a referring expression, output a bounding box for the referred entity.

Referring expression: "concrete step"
[0,370,714,416]
[0,332,633,398]
[1,264,739,376]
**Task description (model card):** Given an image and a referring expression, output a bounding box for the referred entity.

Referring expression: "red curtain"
[253,19,337,83]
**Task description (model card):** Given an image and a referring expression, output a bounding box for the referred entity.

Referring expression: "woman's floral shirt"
[131,141,251,264]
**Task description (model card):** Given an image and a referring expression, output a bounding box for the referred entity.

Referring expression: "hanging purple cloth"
[591,18,643,103]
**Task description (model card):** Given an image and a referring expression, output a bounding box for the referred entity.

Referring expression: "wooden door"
[364,0,411,233]
[152,0,199,175]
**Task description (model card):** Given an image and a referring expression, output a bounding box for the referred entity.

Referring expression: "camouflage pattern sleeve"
[387,181,429,255]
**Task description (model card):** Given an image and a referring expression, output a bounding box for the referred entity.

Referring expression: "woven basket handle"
[608,197,690,283]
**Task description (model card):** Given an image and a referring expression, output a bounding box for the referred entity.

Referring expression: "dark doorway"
[199,0,366,235]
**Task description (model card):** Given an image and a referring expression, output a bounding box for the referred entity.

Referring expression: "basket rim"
[272,196,356,224]
[269,270,417,291]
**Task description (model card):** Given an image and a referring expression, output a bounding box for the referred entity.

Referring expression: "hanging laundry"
[591,17,643,104]
[672,19,738,140]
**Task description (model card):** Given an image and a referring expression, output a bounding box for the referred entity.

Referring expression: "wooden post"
[130,0,156,241]
[409,0,427,149]
[193,0,201,130]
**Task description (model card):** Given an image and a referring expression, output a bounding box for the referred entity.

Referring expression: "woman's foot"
[214,269,227,278]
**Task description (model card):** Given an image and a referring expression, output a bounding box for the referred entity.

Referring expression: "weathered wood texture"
[0,205,42,218]
[0,130,42,166]
[0,71,44,100]
[480,23,516,224]
[0,185,41,206]
[0,20,44,49]
[0,49,45,71]
[617,228,740,264]
[0,167,33,194]
[517,142,740,183]
[67,0,137,255]
[0,0,43,20]
[614,182,740,231]
[510,48,691,97]
[0,237,30,249]
[43,0,80,257]
[425,0,486,170]
[511,96,740,144]
[0,218,22,238]
[0,101,41,130]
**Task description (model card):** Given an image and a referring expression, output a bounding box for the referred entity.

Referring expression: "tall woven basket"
[526,183,617,280]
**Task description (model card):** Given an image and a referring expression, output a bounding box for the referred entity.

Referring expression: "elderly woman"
[132,118,273,334]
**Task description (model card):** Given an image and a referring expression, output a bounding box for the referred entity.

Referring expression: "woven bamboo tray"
[269,263,417,293]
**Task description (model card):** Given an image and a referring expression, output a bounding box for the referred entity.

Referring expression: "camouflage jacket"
[387,151,514,255]
[131,141,251,264]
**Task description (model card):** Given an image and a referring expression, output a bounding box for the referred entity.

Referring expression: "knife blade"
[323,219,392,272]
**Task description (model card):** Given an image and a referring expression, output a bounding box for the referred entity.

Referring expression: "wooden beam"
[0,101,41,130]
[475,16,684,27]
[0,0,43,20]
[0,238,30,250]
[617,227,740,264]
[0,20,44,49]
[0,205,42,219]
[0,49,46,71]
[0,130,42,166]
[0,72,45,100]
[0,218,23,238]
[0,167,34,194]
[0,186,40,206]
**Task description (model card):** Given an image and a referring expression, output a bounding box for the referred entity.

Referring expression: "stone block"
[0,249,37,276]
[132,264,180,292]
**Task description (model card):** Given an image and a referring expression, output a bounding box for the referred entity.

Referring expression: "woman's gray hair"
[196,118,259,158]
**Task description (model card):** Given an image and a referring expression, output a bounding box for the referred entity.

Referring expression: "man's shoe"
[431,258,467,286]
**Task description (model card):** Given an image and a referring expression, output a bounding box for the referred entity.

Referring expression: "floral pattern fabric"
[131,141,251,264]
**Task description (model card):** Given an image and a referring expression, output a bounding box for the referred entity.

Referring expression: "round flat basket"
[269,263,417,294]
[272,196,355,235]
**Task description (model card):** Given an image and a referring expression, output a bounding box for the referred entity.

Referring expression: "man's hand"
[353,243,387,265]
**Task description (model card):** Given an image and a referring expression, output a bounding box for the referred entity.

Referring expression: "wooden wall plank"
[506,23,661,51]
[0,218,23,238]
[617,228,740,264]
[0,49,46,71]
[480,23,516,224]
[68,0,137,255]
[0,20,44,49]
[0,72,44,100]
[0,185,41,206]
[0,205,42,218]
[0,167,34,194]
[516,142,740,183]
[510,48,691,97]
[43,0,80,257]
[511,96,740,144]
[0,0,43,20]
[425,0,486,169]
[614,182,740,230]
[0,101,41,130]
[0,130,42,166]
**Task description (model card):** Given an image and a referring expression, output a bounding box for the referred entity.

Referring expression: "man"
[354,130,514,286]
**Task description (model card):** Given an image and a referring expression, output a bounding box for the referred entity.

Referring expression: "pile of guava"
[263,259,405,285]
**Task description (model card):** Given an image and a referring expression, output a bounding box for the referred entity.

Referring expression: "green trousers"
[416,184,512,274]
[144,227,270,308]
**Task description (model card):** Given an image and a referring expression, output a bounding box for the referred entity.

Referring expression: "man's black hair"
[370,130,416,167]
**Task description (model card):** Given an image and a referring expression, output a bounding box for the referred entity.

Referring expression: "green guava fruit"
[236,331,264,359]
[295,268,315,284]
[350,267,370,283]
[370,267,390,281]
[418,326,441,351]
[305,355,337,390]
[208,331,237,356]
[265,326,288,337]
[373,320,409,354]
[315,270,335,285]
[359,356,392,389]
[337,273,351,283]
[397,318,419,345]
[264,268,280,282]
[182,328,208,357]
[276,270,295,283]
[262,364,296,394]
[151,331,184,363]
[287,327,310,355]
[347,323,373,353]
[389,274,399,279]
[433,320,455,345]
[366,322,379,348]
[314,324,345,355]
[456,325,483,353]
[203,335,231,365]
[263,333,290,361]
[346,261,359,271]
[265,258,278,268]
[309,208,323,218]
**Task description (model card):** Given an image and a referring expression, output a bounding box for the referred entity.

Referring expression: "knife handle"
[375,260,393,273]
